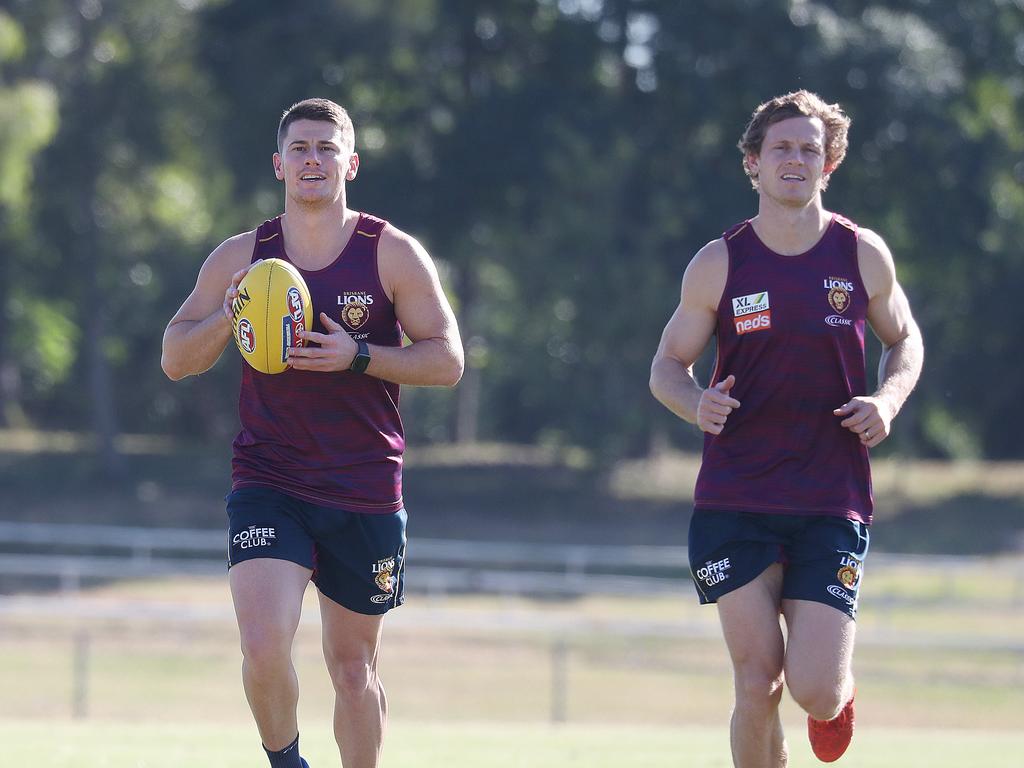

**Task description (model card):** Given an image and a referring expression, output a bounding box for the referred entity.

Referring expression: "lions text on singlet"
[232,213,405,513]
[694,213,874,524]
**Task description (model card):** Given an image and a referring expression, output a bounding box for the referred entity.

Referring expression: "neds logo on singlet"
[731,291,771,335]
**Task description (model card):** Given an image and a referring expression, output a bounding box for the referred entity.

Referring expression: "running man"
[162,98,463,768]
[650,90,923,766]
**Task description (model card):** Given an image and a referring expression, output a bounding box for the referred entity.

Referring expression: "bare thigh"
[718,563,786,682]
[230,558,313,650]
[782,598,855,716]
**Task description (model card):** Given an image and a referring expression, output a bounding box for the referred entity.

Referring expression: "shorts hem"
[314,579,406,616]
[693,556,779,605]
[227,553,315,571]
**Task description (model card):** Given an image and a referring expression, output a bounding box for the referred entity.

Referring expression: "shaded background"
[1,3,1023,765]
[0,0,1021,546]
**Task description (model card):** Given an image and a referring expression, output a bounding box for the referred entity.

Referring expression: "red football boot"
[807,692,855,762]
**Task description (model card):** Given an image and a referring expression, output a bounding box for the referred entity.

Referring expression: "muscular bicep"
[384,235,460,347]
[867,278,918,348]
[859,229,919,348]
[655,300,718,369]
[653,240,726,368]
[167,233,254,328]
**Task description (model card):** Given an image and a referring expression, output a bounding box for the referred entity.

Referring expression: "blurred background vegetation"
[0,0,1021,550]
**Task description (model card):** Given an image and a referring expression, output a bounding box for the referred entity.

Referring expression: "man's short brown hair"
[738,90,851,190]
[277,98,355,152]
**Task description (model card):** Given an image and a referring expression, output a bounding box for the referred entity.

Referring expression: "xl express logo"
[731,291,771,335]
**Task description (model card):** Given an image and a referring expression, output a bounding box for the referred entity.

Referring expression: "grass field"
[3,718,1023,767]
[2,435,1023,764]
[2,571,1023,768]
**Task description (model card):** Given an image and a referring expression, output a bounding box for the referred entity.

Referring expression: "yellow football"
[230,258,313,374]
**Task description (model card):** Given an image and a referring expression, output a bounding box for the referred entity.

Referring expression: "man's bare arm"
[289,228,464,386]
[161,232,256,381]
[834,228,924,446]
[650,240,739,434]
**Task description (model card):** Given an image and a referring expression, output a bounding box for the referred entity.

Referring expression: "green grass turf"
[3,719,1023,767]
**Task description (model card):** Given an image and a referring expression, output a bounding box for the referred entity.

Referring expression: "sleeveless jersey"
[693,213,874,524]
[231,212,405,513]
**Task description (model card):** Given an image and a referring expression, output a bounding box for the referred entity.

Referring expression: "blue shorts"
[226,486,407,615]
[687,510,869,619]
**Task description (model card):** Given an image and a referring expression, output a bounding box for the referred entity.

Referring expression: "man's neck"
[751,196,832,256]
[280,201,360,270]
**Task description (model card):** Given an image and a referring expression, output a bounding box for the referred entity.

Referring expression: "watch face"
[350,343,371,373]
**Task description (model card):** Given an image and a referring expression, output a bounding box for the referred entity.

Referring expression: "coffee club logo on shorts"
[233,525,276,550]
[372,556,396,594]
[731,291,771,336]
[696,556,731,587]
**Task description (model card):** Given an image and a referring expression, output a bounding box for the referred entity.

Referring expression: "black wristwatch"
[349,340,371,373]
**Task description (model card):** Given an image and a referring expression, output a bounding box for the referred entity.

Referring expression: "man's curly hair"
[738,90,851,191]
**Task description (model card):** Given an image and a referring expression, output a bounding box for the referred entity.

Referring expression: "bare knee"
[239,624,293,675]
[733,665,785,715]
[788,675,847,720]
[327,655,379,700]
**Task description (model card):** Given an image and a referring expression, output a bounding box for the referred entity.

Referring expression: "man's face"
[747,116,829,208]
[273,119,358,207]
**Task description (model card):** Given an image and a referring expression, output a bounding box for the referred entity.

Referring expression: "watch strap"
[349,340,371,373]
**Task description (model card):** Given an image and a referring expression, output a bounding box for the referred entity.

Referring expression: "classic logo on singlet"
[233,525,276,550]
[372,556,396,594]
[731,291,771,335]
[338,292,374,330]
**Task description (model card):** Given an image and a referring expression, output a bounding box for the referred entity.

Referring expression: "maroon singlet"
[693,214,874,524]
[231,213,405,513]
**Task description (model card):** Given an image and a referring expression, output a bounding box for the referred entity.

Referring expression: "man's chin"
[289,191,339,209]
[770,190,817,209]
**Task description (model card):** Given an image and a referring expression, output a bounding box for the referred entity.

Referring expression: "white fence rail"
[0,521,688,596]
[0,520,1022,602]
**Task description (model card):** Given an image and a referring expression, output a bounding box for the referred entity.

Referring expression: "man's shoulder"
[853,226,897,297]
[687,237,729,277]
[204,229,258,272]
[377,220,431,266]
[680,238,729,310]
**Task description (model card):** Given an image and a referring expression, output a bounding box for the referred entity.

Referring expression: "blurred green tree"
[2,0,1021,466]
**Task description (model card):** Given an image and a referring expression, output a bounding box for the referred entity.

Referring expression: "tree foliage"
[1,0,1021,462]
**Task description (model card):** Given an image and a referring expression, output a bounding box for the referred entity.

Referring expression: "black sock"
[264,733,303,768]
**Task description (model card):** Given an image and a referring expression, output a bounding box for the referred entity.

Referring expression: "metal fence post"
[551,637,568,724]
[72,631,90,719]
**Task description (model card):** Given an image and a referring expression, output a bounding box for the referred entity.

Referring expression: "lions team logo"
[341,303,369,330]
[828,287,850,314]
[825,277,854,314]
[372,557,396,593]
[836,555,862,589]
